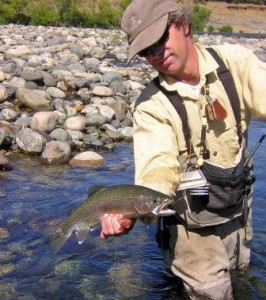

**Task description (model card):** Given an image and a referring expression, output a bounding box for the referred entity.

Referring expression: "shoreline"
[0,25,265,170]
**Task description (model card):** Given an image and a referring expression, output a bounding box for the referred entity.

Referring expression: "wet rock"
[69,151,105,168]
[0,227,10,239]
[54,260,82,279]
[0,151,13,171]
[41,140,71,164]
[0,283,17,299]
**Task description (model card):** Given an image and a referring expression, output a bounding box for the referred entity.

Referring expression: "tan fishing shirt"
[133,44,266,196]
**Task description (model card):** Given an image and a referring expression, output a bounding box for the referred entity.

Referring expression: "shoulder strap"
[206,47,241,139]
[153,77,191,146]
[134,77,191,148]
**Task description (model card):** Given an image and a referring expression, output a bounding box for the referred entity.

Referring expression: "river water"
[0,119,265,299]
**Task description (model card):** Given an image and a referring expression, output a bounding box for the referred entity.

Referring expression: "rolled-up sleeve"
[215,45,266,121]
[133,101,180,197]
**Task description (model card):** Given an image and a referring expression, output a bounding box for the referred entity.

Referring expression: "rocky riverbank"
[0,24,266,170]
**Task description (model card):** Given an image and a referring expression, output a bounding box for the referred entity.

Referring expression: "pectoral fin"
[75,227,89,244]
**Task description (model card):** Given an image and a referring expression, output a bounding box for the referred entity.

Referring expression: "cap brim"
[127,14,169,64]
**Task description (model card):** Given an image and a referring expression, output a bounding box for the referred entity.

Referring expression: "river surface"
[0,119,265,300]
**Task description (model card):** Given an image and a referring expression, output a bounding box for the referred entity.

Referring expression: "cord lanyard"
[197,116,210,167]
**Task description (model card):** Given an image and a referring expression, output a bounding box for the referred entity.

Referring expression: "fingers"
[100,214,134,239]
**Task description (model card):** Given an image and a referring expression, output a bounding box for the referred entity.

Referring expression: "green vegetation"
[193,5,211,32]
[0,0,263,29]
[0,0,211,30]
[0,0,132,27]
[217,25,234,33]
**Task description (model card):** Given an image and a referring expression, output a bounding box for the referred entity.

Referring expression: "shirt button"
[213,151,218,156]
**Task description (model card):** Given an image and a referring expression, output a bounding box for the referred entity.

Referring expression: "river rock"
[69,151,105,168]
[66,129,84,141]
[0,108,18,121]
[99,105,115,120]
[0,84,7,102]
[5,76,26,88]
[0,227,10,238]
[4,45,32,58]
[16,128,47,153]
[50,128,72,141]
[109,101,128,122]
[0,71,6,82]
[21,69,43,82]
[92,86,113,97]
[46,87,66,99]
[0,151,13,171]
[64,115,86,131]
[16,87,52,111]
[29,111,59,132]
[41,140,71,164]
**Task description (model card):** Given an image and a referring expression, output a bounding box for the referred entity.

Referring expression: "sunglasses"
[138,24,170,58]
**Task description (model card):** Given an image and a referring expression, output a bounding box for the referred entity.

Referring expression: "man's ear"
[182,23,190,36]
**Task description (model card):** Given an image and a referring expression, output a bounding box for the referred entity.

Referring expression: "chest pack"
[135,48,255,228]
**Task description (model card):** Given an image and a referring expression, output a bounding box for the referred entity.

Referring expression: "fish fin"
[75,227,89,244]
[87,185,107,197]
[41,223,61,237]
[138,215,157,225]
[42,224,67,255]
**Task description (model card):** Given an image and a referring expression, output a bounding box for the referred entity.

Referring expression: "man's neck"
[174,43,200,85]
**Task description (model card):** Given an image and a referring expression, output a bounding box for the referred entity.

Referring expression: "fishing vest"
[135,48,255,228]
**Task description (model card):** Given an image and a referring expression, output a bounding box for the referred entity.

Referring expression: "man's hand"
[100,213,135,239]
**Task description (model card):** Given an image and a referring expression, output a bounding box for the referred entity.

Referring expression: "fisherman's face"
[141,22,190,78]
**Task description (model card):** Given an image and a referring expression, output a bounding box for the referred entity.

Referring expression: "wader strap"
[206,47,242,142]
[153,77,191,148]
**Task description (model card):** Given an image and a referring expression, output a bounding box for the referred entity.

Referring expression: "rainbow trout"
[43,184,175,254]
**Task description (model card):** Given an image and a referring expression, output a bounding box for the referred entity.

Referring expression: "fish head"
[134,195,175,216]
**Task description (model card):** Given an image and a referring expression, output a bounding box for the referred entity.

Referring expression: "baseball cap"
[121,0,179,63]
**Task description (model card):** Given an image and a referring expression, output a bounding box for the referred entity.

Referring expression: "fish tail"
[42,224,67,254]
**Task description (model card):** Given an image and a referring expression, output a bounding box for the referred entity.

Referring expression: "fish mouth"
[152,200,175,216]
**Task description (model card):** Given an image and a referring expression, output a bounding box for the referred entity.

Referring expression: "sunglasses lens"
[139,49,148,57]
[138,24,169,58]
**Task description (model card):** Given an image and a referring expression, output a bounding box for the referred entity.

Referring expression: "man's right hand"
[100,213,135,239]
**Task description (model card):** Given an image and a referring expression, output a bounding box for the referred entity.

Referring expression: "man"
[100,0,266,299]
